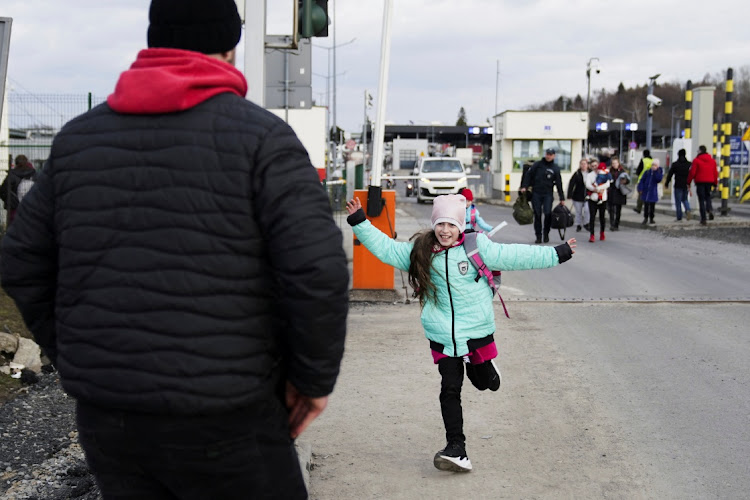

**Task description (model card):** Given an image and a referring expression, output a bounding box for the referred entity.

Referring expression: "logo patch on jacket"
[458,261,469,275]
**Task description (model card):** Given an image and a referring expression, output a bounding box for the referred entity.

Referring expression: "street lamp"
[585,57,600,154]
[646,73,661,150]
[313,37,356,172]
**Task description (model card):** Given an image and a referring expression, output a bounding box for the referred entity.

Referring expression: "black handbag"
[550,203,574,240]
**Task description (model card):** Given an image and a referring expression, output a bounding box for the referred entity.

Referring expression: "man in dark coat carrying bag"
[520,148,566,243]
[0,1,349,498]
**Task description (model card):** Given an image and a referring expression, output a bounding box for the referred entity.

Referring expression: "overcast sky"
[3,0,748,132]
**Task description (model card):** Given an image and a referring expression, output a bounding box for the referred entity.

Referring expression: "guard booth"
[491,111,588,197]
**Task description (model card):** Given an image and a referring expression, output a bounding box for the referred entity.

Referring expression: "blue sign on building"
[729,136,749,165]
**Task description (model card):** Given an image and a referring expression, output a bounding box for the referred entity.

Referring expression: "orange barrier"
[352,189,396,290]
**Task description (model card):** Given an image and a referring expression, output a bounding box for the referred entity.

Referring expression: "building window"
[399,149,417,169]
[512,140,572,172]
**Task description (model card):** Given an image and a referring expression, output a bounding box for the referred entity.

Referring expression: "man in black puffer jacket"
[0,1,348,498]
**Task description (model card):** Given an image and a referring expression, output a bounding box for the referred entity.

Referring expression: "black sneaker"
[535,237,542,244]
[576,225,582,232]
[465,359,502,392]
[434,441,472,472]
[487,360,501,391]
[708,212,714,220]
[543,234,549,243]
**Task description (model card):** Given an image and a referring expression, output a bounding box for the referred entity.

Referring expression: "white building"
[492,111,589,194]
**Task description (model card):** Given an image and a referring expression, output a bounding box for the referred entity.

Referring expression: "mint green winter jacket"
[353,220,562,357]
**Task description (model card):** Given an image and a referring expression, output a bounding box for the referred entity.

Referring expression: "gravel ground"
[0,372,101,499]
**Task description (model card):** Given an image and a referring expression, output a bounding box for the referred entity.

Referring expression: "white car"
[416,157,468,203]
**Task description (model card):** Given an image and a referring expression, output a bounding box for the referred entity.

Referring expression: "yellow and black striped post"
[504,174,510,202]
[720,68,733,215]
[741,174,750,203]
[684,80,692,139]
[713,123,718,157]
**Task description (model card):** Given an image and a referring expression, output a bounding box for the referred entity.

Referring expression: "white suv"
[416,157,468,203]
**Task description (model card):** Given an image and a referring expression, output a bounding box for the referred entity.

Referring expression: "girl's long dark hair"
[408,230,440,307]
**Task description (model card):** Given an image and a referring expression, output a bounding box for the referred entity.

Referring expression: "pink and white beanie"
[431,194,466,233]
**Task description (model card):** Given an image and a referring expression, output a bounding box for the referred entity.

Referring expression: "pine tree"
[456,107,468,126]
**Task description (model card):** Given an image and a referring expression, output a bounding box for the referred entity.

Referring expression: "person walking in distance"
[637,158,664,225]
[665,148,693,221]
[607,157,628,231]
[520,148,566,244]
[0,1,349,498]
[633,149,653,214]
[567,158,590,232]
[346,194,576,473]
[687,145,719,225]
[585,159,612,242]
[0,154,37,226]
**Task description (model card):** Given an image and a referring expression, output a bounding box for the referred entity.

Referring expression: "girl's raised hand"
[346,197,362,215]
[567,238,577,254]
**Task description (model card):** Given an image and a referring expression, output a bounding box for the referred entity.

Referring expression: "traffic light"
[298,0,329,38]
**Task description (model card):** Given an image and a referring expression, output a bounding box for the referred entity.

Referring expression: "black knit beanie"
[147,0,242,54]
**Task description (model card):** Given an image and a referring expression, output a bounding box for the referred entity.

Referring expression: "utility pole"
[243,0,266,107]
[585,57,600,155]
[494,59,500,117]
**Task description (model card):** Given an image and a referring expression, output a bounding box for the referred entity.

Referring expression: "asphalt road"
[310,193,750,499]
[398,194,750,301]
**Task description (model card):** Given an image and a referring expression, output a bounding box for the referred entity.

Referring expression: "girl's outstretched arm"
[346,197,413,271]
[476,234,576,271]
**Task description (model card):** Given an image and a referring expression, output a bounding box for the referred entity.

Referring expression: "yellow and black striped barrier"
[504,174,510,202]
[713,123,718,157]
[684,80,692,139]
[720,68,733,215]
[741,174,750,203]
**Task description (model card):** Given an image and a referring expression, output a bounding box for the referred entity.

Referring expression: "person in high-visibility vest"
[633,149,653,214]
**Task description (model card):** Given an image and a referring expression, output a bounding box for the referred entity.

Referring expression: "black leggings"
[438,357,466,444]
[588,200,606,234]
[643,201,655,221]
[437,357,498,444]
[609,203,622,228]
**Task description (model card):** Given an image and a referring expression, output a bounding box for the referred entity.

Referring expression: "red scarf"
[107,48,248,114]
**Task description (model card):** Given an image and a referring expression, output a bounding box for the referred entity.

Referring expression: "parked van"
[416,157,468,203]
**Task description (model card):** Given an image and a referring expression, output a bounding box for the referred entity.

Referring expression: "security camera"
[647,94,663,106]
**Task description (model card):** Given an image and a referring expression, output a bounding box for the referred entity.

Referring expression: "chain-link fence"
[1,92,348,231]
[1,93,106,229]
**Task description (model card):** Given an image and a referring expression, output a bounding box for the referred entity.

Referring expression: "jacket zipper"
[445,249,457,356]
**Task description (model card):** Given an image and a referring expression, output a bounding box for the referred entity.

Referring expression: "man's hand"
[520,187,527,193]
[286,382,329,439]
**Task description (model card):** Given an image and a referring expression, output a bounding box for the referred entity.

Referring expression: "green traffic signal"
[298,0,328,38]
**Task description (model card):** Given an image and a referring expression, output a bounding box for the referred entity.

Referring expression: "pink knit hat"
[431,194,466,233]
